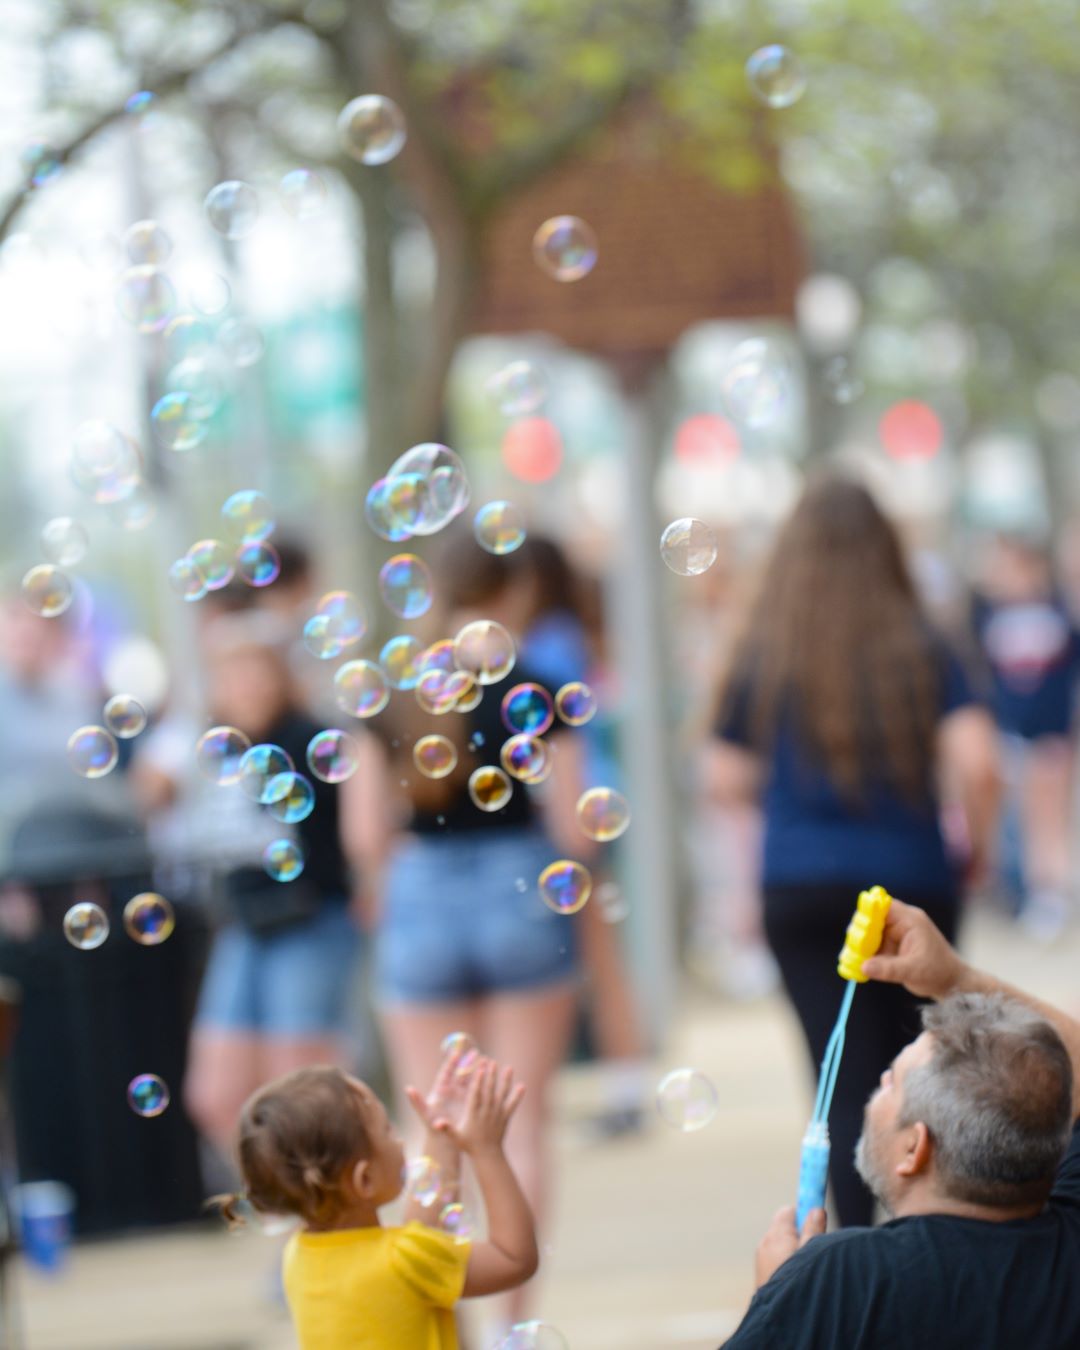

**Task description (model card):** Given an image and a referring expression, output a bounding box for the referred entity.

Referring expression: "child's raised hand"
[404,1042,470,1133]
[432,1058,525,1157]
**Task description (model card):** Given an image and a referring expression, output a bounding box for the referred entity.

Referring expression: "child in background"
[217,1048,537,1349]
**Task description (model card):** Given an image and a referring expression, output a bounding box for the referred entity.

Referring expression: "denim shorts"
[196,902,361,1036]
[376,830,579,1004]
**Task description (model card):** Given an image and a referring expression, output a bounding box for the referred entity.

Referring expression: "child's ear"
[351,1158,375,1198]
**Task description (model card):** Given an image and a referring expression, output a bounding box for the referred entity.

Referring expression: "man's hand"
[754,1205,826,1288]
[860,898,966,1001]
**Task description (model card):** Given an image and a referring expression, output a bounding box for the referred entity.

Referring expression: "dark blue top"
[971,593,1080,740]
[714,639,975,896]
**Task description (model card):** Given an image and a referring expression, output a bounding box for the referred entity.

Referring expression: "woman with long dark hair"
[707,474,1000,1226]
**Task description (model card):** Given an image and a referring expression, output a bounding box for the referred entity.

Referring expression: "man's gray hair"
[900,992,1074,1207]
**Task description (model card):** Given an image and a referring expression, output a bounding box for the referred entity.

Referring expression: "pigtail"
[205,1191,249,1231]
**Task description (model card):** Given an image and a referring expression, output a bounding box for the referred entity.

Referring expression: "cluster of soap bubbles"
[21,514,97,620]
[63,891,176,951]
[65,420,155,532]
[365,441,471,544]
[168,491,280,603]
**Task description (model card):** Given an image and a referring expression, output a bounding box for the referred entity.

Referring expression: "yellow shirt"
[282,1221,471,1349]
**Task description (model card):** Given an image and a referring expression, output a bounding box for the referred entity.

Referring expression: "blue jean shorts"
[376,830,579,1004]
[196,902,361,1036]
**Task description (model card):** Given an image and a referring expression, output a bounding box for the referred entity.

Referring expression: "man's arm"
[862,899,1080,1117]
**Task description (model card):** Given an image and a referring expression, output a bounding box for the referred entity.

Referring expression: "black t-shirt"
[722,1123,1080,1350]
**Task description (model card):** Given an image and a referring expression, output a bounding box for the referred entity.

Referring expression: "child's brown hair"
[214,1066,372,1229]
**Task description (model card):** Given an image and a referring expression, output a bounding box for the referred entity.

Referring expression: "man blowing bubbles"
[723,898,1080,1349]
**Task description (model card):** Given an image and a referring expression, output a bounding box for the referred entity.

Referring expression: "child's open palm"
[432,1058,525,1156]
[405,1042,472,1134]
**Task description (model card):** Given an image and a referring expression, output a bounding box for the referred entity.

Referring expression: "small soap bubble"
[334,660,390,719]
[189,270,231,316]
[500,733,550,783]
[721,338,790,428]
[538,860,592,915]
[306,729,360,784]
[414,670,455,716]
[414,734,458,779]
[125,90,154,116]
[70,421,142,503]
[500,683,554,736]
[468,766,513,813]
[221,490,275,543]
[365,477,414,542]
[338,94,407,164]
[417,639,456,677]
[109,484,158,532]
[195,726,252,785]
[67,725,119,779]
[380,635,424,690]
[41,517,88,566]
[440,1031,479,1076]
[378,553,434,620]
[279,168,329,219]
[165,357,225,421]
[188,539,234,591]
[165,314,215,362]
[264,838,305,882]
[123,220,171,266]
[577,786,631,841]
[485,361,547,417]
[123,893,175,945]
[204,180,259,239]
[63,902,109,950]
[151,392,206,452]
[128,1074,170,1118]
[21,142,61,187]
[304,591,367,661]
[438,1202,475,1241]
[823,356,863,405]
[453,620,516,685]
[116,265,176,333]
[167,556,207,603]
[746,44,806,109]
[596,880,629,924]
[533,215,598,282]
[660,518,717,577]
[22,564,73,618]
[236,541,281,588]
[514,877,528,893]
[104,694,147,739]
[267,772,316,824]
[402,1156,442,1207]
[656,1067,718,1132]
[217,316,264,367]
[497,1321,569,1350]
[474,501,526,555]
[239,744,295,803]
[555,681,597,726]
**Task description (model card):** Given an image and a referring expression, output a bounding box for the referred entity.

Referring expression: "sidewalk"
[9,908,1078,1350]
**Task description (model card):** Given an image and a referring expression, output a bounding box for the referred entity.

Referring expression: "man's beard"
[854,1119,895,1218]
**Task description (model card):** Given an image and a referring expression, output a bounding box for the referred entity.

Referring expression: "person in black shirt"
[724,897,1080,1349]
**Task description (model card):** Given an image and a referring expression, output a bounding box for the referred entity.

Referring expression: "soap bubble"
[500,733,550,783]
[151,392,205,452]
[123,220,171,266]
[439,1203,476,1241]
[279,168,329,219]
[103,694,147,739]
[41,517,88,566]
[402,1156,441,1207]
[70,421,142,503]
[221,489,275,543]
[338,95,406,164]
[334,660,390,719]
[164,314,215,361]
[267,773,316,824]
[21,142,60,187]
[195,726,252,785]
[167,556,207,603]
[125,90,154,116]
[165,357,226,421]
[538,860,592,915]
[127,1074,170,1118]
[365,476,414,542]
[746,45,806,108]
[63,902,109,950]
[22,564,73,618]
[442,670,479,711]
[486,361,547,417]
[417,639,456,676]
[721,338,791,427]
[533,215,598,282]
[188,539,234,591]
[385,443,470,536]
[577,786,631,841]
[306,729,360,784]
[302,591,367,660]
[497,1323,569,1350]
[123,893,175,945]
[501,683,554,736]
[239,744,295,803]
[453,620,516,685]
[656,1067,718,1132]
[414,734,458,779]
[204,180,259,239]
[116,265,176,333]
[596,880,630,924]
[414,670,456,716]
[189,270,231,316]
[440,1031,479,1076]
[217,317,265,367]
[823,355,863,405]
[264,838,305,882]
[236,542,281,588]
[555,682,597,726]
[378,553,434,620]
[660,518,717,577]
[67,725,119,779]
[109,485,157,532]
[380,635,424,690]
[474,501,526,555]
[468,766,513,813]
